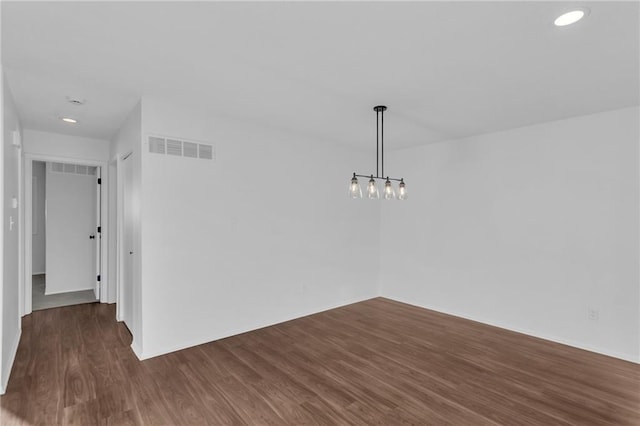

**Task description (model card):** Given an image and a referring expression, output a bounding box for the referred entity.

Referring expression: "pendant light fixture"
[349,106,406,200]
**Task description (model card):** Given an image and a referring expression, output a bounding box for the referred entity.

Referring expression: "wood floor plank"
[1,298,639,425]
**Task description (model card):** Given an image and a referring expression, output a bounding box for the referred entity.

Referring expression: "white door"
[95,167,102,299]
[122,154,134,330]
[45,163,97,295]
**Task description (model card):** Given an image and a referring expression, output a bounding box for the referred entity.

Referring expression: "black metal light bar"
[353,174,403,182]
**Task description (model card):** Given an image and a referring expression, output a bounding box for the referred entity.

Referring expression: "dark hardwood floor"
[1,298,638,425]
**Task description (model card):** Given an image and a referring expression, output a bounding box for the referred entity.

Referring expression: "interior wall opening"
[30,160,102,311]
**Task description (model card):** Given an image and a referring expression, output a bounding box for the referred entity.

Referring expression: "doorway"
[30,160,101,310]
[23,155,108,316]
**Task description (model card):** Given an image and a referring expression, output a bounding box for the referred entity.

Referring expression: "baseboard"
[131,340,144,359]
[0,329,22,395]
[382,296,640,364]
[134,293,378,361]
[44,287,93,296]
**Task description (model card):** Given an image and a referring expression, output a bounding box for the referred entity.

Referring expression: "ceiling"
[2,1,638,149]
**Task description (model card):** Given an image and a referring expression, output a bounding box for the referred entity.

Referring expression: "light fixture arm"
[353,174,403,182]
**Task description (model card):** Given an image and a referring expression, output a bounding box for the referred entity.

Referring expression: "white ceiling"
[2,1,638,149]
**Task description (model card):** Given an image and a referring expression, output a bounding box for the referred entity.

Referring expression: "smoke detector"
[66,96,86,105]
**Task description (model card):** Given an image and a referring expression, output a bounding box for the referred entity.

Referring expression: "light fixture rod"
[381,107,384,178]
[376,108,379,178]
[371,105,392,179]
[372,105,388,178]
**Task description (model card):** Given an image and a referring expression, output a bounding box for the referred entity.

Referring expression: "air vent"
[149,137,166,154]
[199,144,213,160]
[50,162,97,177]
[166,139,183,156]
[147,135,214,161]
[183,142,198,158]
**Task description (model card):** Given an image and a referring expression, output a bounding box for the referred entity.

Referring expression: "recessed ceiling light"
[554,9,588,27]
[61,117,78,124]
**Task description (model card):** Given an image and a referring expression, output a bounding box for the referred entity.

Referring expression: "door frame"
[95,166,102,300]
[22,154,109,316]
[116,151,133,323]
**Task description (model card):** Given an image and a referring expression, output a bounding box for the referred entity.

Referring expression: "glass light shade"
[349,175,362,199]
[398,179,407,200]
[367,176,379,199]
[383,178,395,200]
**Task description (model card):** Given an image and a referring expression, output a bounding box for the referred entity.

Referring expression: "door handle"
[89,234,95,239]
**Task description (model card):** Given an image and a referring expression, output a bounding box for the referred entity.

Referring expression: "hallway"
[31,274,97,311]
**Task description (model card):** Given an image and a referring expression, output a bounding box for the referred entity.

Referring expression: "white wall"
[23,129,110,162]
[110,102,141,161]
[136,97,379,359]
[45,164,96,294]
[1,71,22,394]
[31,161,45,274]
[380,106,640,362]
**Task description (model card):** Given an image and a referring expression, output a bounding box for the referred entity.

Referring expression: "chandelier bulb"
[398,178,407,200]
[367,175,379,199]
[349,173,362,199]
[383,177,396,200]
